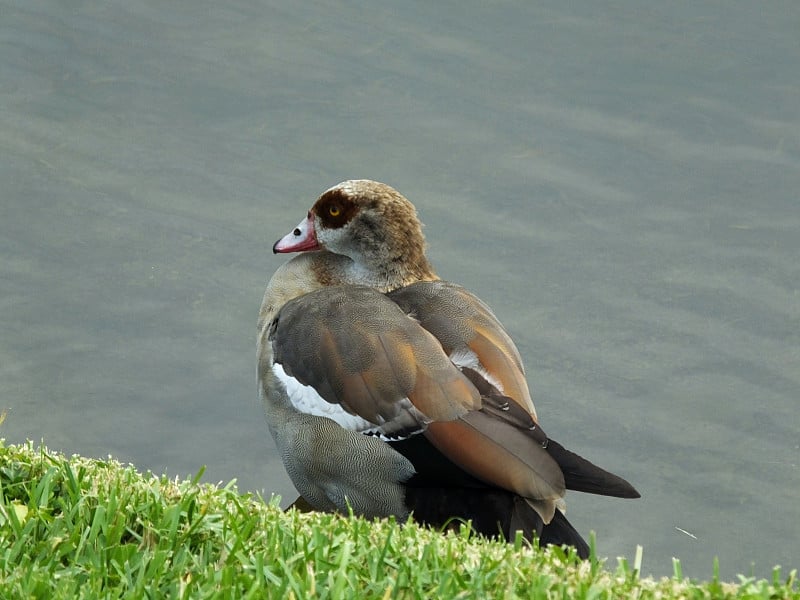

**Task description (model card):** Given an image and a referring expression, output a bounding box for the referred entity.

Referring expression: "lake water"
[2,0,798,580]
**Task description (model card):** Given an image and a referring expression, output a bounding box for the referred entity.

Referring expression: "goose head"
[273,180,437,290]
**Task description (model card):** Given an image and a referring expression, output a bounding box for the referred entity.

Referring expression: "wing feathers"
[545,439,641,498]
[269,281,639,517]
[425,416,564,523]
[269,286,478,435]
[389,281,537,418]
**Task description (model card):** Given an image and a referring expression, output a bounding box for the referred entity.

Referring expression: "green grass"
[0,441,796,599]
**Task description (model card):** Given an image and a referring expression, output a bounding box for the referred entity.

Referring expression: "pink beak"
[273,212,320,253]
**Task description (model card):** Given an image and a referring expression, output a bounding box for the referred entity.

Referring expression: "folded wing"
[268,285,570,519]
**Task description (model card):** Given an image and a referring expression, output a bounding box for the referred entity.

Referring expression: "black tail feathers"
[545,439,640,499]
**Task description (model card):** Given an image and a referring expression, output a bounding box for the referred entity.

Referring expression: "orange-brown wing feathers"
[271,282,571,521]
[269,286,479,435]
[388,281,537,419]
[424,416,563,523]
[465,322,536,418]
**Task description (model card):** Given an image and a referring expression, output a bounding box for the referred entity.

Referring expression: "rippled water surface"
[2,1,798,579]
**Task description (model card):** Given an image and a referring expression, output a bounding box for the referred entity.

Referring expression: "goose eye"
[329,205,341,217]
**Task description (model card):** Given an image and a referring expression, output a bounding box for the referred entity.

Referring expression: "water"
[2,0,798,580]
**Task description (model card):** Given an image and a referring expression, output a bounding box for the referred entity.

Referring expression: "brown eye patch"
[312,188,359,229]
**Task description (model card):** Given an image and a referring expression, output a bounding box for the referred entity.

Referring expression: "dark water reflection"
[2,0,798,579]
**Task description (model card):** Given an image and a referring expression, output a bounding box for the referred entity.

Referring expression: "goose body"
[258,180,639,557]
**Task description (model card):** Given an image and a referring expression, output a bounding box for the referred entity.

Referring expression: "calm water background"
[2,1,798,580]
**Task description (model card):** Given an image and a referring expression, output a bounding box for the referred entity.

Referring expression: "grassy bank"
[0,441,796,599]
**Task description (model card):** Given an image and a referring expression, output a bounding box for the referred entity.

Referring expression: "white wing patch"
[272,362,376,432]
[271,362,426,441]
[449,347,505,393]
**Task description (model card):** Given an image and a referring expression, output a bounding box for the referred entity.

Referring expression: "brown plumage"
[259,180,639,558]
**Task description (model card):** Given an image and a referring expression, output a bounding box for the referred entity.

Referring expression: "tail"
[536,505,590,559]
[405,486,590,558]
[506,496,589,558]
[391,433,630,559]
[546,439,640,498]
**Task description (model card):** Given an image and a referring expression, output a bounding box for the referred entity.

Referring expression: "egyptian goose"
[258,180,639,557]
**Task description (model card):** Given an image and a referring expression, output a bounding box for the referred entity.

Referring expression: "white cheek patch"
[315,226,338,248]
[272,362,377,432]
[449,347,505,393]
